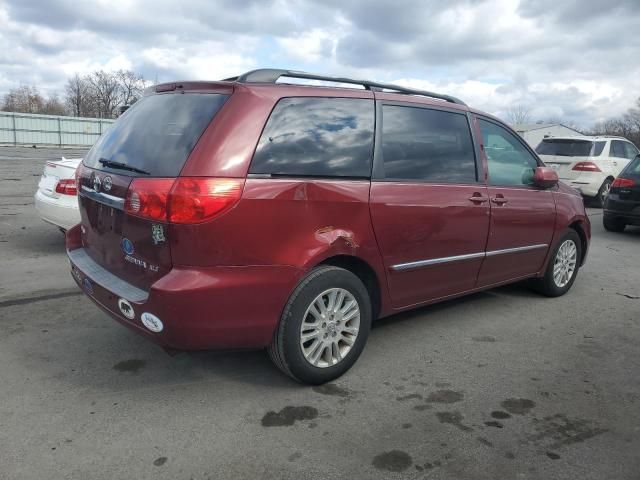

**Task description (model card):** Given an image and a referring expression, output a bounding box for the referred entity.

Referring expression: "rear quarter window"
[83,93,229,177]
[250,97,374,178]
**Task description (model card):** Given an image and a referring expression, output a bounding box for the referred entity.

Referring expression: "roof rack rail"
[222,68,466,106]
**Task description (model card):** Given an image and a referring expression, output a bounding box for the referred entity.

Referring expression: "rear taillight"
[55,179,77,195]
[124,178,174,222]
[612,177,636,188]
[169,178,244,224]
[124,177,244,224]
[572,162,601,172]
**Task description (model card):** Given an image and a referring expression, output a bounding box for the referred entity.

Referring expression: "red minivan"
[67,69,590,384]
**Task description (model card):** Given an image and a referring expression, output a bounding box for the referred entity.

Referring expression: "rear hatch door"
[610,156,640,206]
[77,90,230,291]
[536,138,605,180]
[538,154,591,180]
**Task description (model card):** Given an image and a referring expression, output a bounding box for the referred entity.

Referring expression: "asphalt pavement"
[1,146,639,479]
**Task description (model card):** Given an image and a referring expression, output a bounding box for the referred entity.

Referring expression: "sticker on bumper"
[141,312,163,332]
[118,298,135,320]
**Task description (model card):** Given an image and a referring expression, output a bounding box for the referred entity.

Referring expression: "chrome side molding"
[484,244,548,257]
[392,252,486,271]
[391,244,548,272]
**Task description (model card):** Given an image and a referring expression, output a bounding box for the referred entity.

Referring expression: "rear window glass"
[535,139,596,157]
[380,105,477,183]
[84,93,228,176]
[250,97,374,178]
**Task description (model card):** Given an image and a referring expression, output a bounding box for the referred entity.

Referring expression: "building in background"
[513,123,582,149]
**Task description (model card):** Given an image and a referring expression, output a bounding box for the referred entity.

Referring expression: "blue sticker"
[121,237,134,255]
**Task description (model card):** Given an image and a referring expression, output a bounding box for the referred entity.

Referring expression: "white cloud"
[0,0,638,127]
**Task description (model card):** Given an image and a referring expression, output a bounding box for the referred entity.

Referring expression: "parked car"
[603,154,640,232]
[536,135,639,207]
[34,157,81,231]
[66,69,590,384]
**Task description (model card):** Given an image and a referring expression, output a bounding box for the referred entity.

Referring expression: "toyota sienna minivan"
[67,69,590,384]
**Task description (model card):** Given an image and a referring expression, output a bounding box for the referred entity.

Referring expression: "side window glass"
[250,97,374,178]
[610,141,626,158]
[478,119,538,186]
[623,142,639,160]
[592,141,606,156]
[380,105,477,183]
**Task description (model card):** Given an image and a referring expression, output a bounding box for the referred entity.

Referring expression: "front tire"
[268,266,372,384]
[594,178,613,208]
[531,230,582,297]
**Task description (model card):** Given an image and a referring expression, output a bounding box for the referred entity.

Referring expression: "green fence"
[0,111,115,147]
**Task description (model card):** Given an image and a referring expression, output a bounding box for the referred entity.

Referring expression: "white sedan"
[34,157,82,231]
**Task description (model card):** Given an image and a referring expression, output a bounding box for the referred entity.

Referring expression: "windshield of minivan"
[535,139,604,157]
[83,93,229,177]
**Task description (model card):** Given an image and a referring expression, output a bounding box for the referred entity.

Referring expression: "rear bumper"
[604,203,640,226]
[560,173,606,198]
[34,190,80,230]
[66,225,303,350]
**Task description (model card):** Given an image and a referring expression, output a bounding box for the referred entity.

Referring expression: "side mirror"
[533,166,558,189]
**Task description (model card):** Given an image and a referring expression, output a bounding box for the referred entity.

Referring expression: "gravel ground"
[1,146,639,480]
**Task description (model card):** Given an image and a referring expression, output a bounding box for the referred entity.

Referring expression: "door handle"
[468,193,488,204]
[491,195,508,205]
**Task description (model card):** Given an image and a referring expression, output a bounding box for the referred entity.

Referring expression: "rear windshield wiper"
[98,158,150,175]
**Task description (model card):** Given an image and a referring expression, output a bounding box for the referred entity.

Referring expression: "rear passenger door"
[475,117,556,287]
[369,102,490,308]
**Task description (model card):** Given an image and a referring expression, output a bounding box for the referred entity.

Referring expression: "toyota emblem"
[93,174,102,192]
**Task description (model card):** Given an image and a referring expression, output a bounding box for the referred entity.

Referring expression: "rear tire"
[594,178,613,208]
[268,266,371,385]
[603,216,626,232]
[531,230,582,297]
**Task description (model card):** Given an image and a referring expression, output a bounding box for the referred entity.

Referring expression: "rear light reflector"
[124,177,244,224]
[55,179,77,195]
[572,162,601,172]
[612,177,636,188]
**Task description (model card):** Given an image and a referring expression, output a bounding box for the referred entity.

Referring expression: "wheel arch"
[317,255,382,321]
[568,220,588,266]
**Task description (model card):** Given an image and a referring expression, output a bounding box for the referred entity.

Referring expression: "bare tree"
[42,94,66,115]
[65,74,92,117]
[590,99,640,148]
[66,70,147,118]
[86,70,123,118]
[505,105,532,125]
[1,85,45,113]
[116,70,145,107]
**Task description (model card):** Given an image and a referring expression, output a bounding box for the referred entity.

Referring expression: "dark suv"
[67,69,590,384]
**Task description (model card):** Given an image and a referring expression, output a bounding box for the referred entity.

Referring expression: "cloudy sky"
[1,0,638,127]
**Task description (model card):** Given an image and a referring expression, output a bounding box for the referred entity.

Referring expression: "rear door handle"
[491,195,508,205]
[468,193,488,204]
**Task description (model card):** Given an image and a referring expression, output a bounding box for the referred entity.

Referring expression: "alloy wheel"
[600,181,611,203]
[553,239,577,288]
[299,288,360,368]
